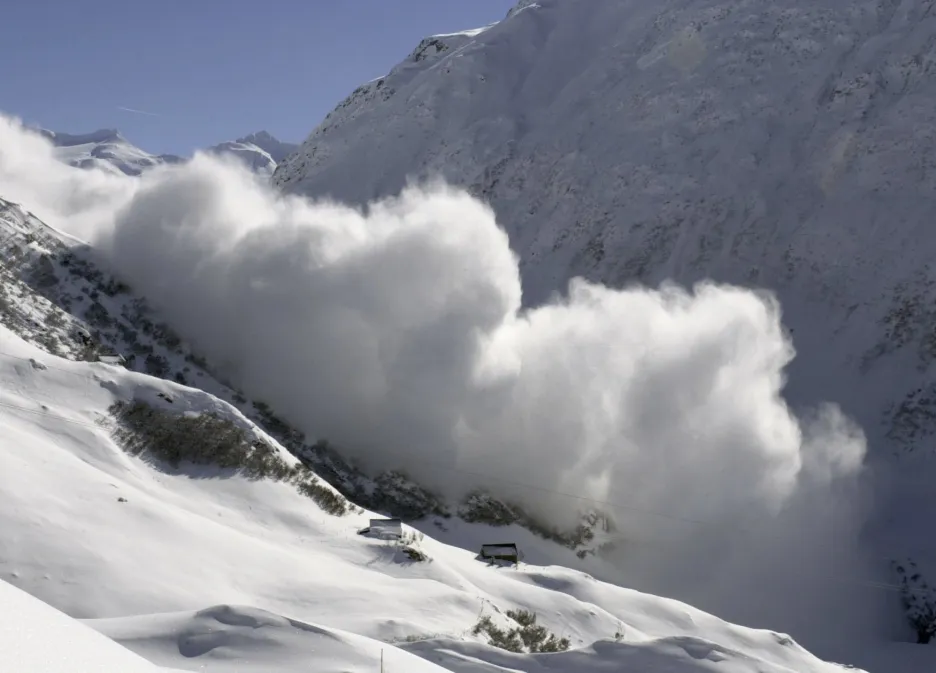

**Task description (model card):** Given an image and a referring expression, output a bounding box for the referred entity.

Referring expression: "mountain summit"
[233,130,298,163]
[40,128,184,176]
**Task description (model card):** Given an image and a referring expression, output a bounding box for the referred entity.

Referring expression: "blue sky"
[2,0,516,155]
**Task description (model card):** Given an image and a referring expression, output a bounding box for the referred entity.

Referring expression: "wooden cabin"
[367,518,403,539]
[480,543,522,564]
[98,353,126,366]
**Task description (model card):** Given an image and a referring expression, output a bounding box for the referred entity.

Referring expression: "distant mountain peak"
[40,128,126,146]
[232,131,298,163]
[40,126,296,177]
[236,130,277,144]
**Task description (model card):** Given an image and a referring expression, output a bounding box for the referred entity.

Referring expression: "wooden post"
[381,648,384,673]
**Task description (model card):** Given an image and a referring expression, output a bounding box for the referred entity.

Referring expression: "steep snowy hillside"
[0,580,184,673]
[0,322,881,672]
[273,0,936,457]
[274,0,936,628]
[41,127,296,177]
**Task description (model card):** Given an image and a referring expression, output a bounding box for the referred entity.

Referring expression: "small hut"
[366,518,402,539]
[98,352,126,366]
[480,543,522,565]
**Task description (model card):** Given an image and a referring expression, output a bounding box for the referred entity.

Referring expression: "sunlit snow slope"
[0,323,864,672]
[0,579,182,673]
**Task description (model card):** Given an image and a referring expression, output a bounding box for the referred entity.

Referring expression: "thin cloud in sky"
[117,106,160,117]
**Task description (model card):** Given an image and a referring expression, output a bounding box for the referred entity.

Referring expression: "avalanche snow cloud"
[0,115,876,640]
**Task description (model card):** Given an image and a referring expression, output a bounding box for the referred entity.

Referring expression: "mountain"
[234,130,299,163]
[0,303,877,673]
[273,0,936,585]
[205,132,299,178]
[41,127,296,177]
[39,129,185,177]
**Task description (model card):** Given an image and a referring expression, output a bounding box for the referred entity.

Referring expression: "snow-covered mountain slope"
[41,127,296,177]
[272,0,936,457]
[273,0,936,622]
[40,129,184,177]
[4,116,930,667]
[0,322,879,672]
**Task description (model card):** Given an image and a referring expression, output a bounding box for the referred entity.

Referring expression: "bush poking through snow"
[472,609,570,653]
[401,546,429,562]
[460,489,611,552]
[394,529,429,562]
[295,478,348,516]
[108,400,349,516]
[893,558,936,644]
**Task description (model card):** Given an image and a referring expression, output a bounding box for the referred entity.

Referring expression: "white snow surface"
[0,323,871,672]
[0,578,177,672]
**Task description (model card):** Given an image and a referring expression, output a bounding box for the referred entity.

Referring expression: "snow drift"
[0,113,876,644]
[0,579,175,673]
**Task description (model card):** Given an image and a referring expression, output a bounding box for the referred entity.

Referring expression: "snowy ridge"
[0,323,863,672]
[205,139,279,176]
[40,128,184,177]
[234,130,299,163]
[205,132,299,177]
[39,126,296,177]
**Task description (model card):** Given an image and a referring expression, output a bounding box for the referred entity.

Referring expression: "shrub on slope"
[894,558,936,644]
[472,608,570,653]
[109,400,349,516]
